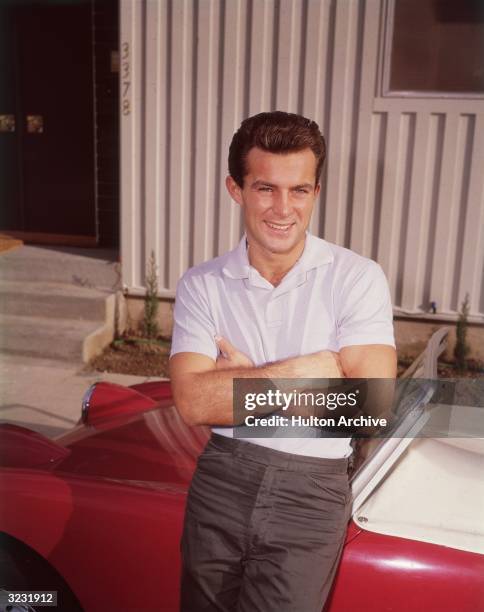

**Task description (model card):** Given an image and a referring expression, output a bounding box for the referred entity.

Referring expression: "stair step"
[0,245,120,289]
[0,280,109,321]
[0,314,102,363]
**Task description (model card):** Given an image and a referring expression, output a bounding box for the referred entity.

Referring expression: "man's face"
[226,147,320,260]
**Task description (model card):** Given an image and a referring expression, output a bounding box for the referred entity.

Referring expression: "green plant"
[454,293,470,372]
[143,250,159,340]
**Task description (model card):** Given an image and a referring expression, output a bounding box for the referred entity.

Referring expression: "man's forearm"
[172,352,342,426]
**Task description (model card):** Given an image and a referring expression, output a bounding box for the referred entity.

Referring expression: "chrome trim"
[81,383,98,424]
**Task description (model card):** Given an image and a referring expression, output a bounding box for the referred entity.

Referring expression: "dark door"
[0,0,96,243]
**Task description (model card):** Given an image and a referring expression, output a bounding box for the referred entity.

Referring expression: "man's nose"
[272,191,291,217]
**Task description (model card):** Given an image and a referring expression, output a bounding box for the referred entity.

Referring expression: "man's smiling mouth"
[264,221,295,233]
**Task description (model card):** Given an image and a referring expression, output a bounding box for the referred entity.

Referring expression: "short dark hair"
[228,111,326,188]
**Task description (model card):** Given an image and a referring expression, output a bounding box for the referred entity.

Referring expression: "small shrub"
[143,250,159,340]
[454,293,470,372]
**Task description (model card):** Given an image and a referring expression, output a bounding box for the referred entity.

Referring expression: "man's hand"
[215,337,342,377]
[215,336,254,370]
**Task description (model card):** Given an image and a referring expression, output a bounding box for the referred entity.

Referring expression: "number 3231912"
[0,591,57,607]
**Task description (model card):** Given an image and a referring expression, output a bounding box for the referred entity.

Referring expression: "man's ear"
[314,182,321,197]
[226,175,243,206]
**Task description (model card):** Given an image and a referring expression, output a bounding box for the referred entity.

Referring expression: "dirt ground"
[88,335,170,377]
[89,334,483,379]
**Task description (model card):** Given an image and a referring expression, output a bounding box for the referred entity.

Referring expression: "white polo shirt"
[170,233,395,458]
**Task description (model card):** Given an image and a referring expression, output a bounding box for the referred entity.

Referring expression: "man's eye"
[259,186,273,192]
[295,188,309,194]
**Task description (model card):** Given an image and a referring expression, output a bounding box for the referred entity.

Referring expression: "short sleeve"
[336,261,395,349]
[170,274,218,360]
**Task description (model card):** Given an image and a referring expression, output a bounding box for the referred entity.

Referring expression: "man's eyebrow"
[251,180,276,188]
[250,180,315,190]
[291,183,314,190]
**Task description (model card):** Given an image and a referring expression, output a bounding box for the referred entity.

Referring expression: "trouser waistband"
[209,433,349,474]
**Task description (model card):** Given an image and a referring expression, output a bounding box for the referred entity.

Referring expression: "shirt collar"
[221,236,251,279]
[295,232,334,274]
[221,233,334,281]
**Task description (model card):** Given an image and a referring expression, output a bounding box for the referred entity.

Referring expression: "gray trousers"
[180,434,351,612]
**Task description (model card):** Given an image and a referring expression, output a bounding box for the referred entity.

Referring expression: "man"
[170,111,396,611]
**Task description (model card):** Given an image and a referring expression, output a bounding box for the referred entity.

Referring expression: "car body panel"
[1,468,186,611]
[1,380,483,611]
[329,530,484,611]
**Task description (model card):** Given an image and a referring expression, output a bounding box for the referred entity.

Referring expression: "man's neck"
[247,239,306,287]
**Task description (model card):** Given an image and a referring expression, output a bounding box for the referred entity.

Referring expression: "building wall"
[120,0,484,320]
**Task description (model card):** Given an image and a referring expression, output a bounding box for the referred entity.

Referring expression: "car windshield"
[349,377,433,466]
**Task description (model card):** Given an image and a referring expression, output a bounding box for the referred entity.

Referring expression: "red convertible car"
[1,378,483,611]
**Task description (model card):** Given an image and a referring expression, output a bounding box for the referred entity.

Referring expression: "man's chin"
[247,228,307,257]
[261,237,303,256]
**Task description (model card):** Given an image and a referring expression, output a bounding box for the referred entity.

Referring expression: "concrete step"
[0,280,109,321]
[0,245,120,289]
[0,314,102,363]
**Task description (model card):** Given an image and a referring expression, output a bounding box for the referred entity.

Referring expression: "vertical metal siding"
[120,0,144,286]
[121,0,484,319]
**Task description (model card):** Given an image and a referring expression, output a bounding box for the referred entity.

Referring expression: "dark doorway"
[0,0,96,245]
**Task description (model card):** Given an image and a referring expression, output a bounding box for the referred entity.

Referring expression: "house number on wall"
[122,42,131,116]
